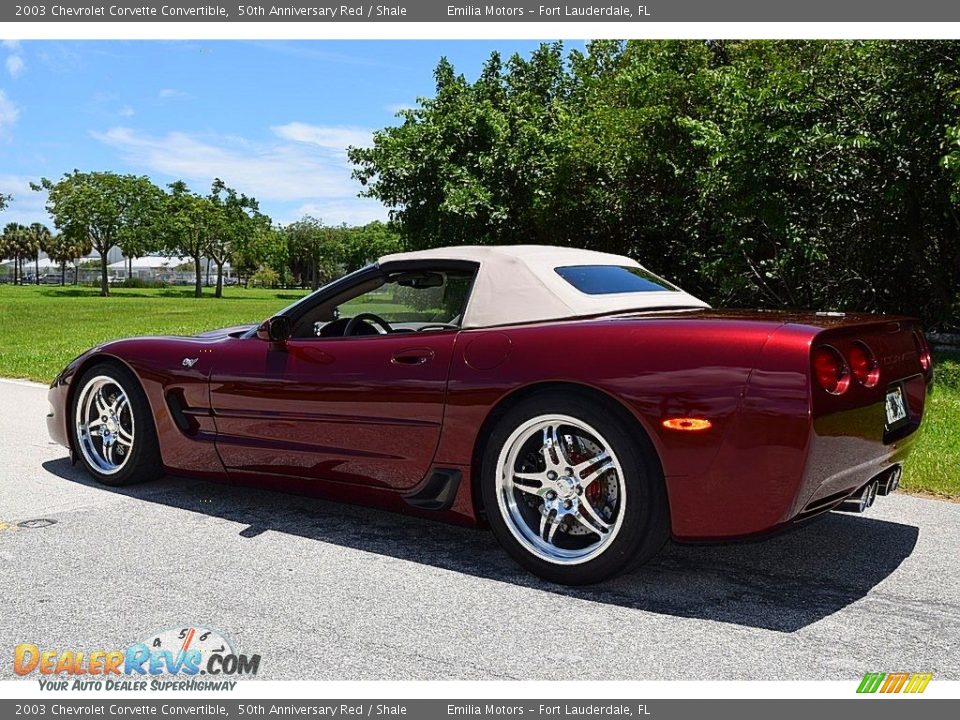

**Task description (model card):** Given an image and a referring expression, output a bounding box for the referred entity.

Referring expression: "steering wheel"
[344,312,393,336]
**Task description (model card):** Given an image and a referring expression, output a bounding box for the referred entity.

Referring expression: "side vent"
[165,390,199,434]
[404,469,463,512]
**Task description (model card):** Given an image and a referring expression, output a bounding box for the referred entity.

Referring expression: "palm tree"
[43,232,69,285]
[2,222,26,284]
[0,228,9,284]
[45,232,91,286]
[27,223,51,285]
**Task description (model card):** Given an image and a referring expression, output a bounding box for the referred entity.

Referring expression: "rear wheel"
[72,363,163,486]
[481,392,669,585]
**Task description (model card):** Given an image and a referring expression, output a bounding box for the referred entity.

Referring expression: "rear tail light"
[848,341,880,388]
[813,346,850,395]
[913,331,932,374]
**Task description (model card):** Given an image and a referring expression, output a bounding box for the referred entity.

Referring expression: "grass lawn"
[1,284,957,498]
[900,351,960,499]
[0,284,308,382]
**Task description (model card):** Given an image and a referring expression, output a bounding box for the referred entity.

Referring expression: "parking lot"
[1,377,958,680]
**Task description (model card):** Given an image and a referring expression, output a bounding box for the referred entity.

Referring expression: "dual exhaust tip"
[841,465,901,514]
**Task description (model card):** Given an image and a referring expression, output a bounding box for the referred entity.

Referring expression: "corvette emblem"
[182,358,199,368]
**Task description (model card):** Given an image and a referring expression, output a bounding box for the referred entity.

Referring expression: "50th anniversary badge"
[13,626,260,691]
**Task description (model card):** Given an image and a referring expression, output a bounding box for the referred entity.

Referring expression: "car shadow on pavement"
[42,457,919,633]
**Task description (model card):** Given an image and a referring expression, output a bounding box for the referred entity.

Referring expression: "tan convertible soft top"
[378,245,709,329]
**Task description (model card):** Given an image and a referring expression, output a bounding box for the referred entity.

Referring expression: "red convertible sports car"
[47,245,932,584]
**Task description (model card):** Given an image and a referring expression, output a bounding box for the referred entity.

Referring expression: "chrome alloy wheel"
[74,375,135,475]
[495,414,627,565]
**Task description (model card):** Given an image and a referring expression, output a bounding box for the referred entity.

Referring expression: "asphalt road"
[1,377,958,681]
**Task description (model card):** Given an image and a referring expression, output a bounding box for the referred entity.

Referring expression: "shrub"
[934,353,960,391]
[250,266,279,288]
[120,278,169,289]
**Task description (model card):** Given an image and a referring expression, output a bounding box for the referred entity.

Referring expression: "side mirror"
[256,316,292,343]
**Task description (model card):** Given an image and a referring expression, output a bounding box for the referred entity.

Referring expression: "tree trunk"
[100,252,110,297]
[311,259,320,291]
[215,261,224,298]
[12,256,17,285]
[206,257,211,287]
[61,261,66,286]
[35,253,40,284]
[194,255,202,298]
[73,260,79,285]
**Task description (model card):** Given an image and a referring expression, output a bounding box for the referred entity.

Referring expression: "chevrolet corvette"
[47,245,933,584]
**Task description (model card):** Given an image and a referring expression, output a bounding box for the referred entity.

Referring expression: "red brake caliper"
[569,442,606,508]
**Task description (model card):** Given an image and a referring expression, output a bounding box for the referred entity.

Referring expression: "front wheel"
[72,363,163,486]
[481,392,669,585]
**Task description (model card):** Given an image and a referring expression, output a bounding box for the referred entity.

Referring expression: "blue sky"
[0,40,564,228]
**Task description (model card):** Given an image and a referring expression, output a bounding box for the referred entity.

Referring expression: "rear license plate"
[885,385,908,427]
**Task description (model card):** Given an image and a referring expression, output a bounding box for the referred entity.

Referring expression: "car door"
[209,330,458,490]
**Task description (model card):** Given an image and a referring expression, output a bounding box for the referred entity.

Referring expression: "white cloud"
[118,105,135,118]
[286,200,388,227]
[158,88,186,99]
[0,174,50,226]
[272,122,372,152]
[91,125,368,203]
[3,40,24,79]
[6,54,24,78]
[0,90,19,139]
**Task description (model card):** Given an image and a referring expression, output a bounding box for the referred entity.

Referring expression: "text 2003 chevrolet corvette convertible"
[47,246,932,584]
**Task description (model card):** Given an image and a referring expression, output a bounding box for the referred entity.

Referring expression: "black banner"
[1,700,958,719]
[5,0,960,23]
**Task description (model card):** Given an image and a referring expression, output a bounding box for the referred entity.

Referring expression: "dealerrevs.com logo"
[14,625,261,691]
[857,672,933,694]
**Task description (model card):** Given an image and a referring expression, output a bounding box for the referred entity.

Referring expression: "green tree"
[33,171,162,296]
[205,178,268,298]
[232,222,287,287]
[352,40,960,327]
[159,181,214,298]
[284,216,342,290]
[339,221,402,271]
[350,45,572,249]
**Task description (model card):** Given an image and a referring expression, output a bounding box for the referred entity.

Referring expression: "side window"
[293,269,474,339]
[338,272,471,324]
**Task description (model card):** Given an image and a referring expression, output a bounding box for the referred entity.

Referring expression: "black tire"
[71,362,164,487]
[480,391,670,585]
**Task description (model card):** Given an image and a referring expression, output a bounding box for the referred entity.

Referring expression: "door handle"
[391,348,435,365]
